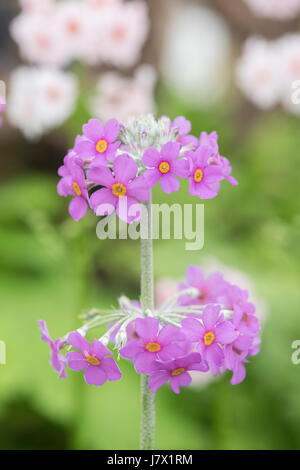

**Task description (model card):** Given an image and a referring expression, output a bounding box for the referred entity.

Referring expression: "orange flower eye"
[159,161,170,174]
[96,139,108,153]
[204,331,215,346]
[72,181,81,196]
[145,342,161,353]
[194,168,203,183]
[112,183,127,197]
[86,355,100,366]
[171,367,185,376]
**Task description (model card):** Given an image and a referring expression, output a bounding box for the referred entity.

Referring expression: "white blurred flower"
[10,11,71,67]
[236,37,281,109]
[19,0,55,13]
[7,67,78,140]
[243,0,300,20]
[12,0,149,69]
[55,1,92,60]
[100,1,149,68]
[160,3,232,107]
[90,65,156,123]
[278,34,300,115]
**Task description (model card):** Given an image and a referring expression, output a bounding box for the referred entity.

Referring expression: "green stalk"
[139,195,155,450]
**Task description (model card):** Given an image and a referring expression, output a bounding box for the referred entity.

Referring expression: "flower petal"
[142,147,160,168]
[113,154,137,184]
[127,176,151,201]
[66,351,86,371]
[68,331,91,354]
[83,118,104,142]
[84,364,107,386]
[100,357,122,381]
[69,197,88,222]
[90,188,116,215]
[87,166,114,187]
[104,118,119,142]
[91,339,112,359]
[135,317,159,341]
[160,173,180,194]
[148,371,170,393]
[119,339,144,360]
[143,169,161,188]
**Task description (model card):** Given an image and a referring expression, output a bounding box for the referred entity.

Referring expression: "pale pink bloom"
[100,1,149,68]
[55,1,92,60]
[90,65,156,124]
[7,67,78,140]
[10,11,70,67]
[19,0,55,13]
[236,37,281,109]
[84,0,121,10]
[243,0,300,20]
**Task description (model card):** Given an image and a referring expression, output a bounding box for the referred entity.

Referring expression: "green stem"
[140,196,155,450]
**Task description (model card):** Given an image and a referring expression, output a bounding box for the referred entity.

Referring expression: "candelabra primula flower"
[66,332,122,386]
[38,320,67,379]
[182,305,238,375]
[88,154,150,223]
[119,317,186,374]
[179,265,227,306]
[171,116,198,149]
[142,142,189,194]
[57,164,89,221]
[75,118,120,164]
[186,146,224,199]
[148,353,209,394]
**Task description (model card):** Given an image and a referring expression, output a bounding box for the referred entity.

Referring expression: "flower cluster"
[11,0,149,68]
[7,66,78,140]
[57,114,238,222]
[39,264,261,392]
[243,0,300,20]
[236,35,300,114]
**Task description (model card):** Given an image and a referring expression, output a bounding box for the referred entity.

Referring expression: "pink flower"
[57,163,89,221]
[74,118,120,164]
[38,320,66,379]
[179,265,227,306]
[171,116,198,149]
[66,331,121,386]
[142,142,189,194]
[87,154,150,223]
[148,353,209,394]
[186,146,224,199]
[182,305,238,375]
[119,317,186,374]
[199,131,219,157]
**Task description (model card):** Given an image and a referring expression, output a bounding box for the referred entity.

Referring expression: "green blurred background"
[1,0,300,450]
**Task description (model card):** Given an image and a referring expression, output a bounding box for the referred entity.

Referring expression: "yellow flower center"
[194,168,203,183]
[171,367,185,376]
[159,161,170,174]
[86,354,100,366]
[111,182,127,197]
[72,181,81,196]
[96,139,108,153]
[204,331,215,346]
[145,342,161,353]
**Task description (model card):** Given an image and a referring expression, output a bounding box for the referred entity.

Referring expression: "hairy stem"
[140,196,155,450]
